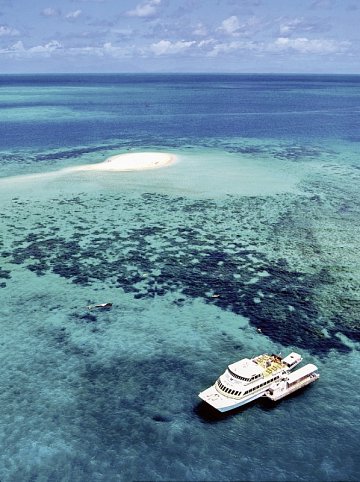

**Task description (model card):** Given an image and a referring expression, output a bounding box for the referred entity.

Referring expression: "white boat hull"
[199,386,267,412]
[265,373,320,401]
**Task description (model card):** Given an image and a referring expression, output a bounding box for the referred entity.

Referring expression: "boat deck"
[266,373,319,401]
[254,354,286,377]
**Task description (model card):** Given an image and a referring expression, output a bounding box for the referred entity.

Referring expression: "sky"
[0,0,359,73]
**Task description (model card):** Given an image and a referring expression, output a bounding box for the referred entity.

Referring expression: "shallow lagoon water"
[0,74,359,481]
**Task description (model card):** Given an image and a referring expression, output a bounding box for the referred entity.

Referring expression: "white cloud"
[279,18,303,35]
[0,25,20,36]
[0,39,137,59]
[149,39,195,55]
[278,17,329,36]
[217,15,263,37]
[100,42,133,57]
[63,42,137,59]
[1,33,350,63]
[205,35,351,57]
[272,37,351,54]
[208,40,257,57]
[218,16,240,35]
[311,0,333,8]
[0,40,62,57]
[193,22,208,36]
[8,40,25,52]
[198,39,216,48]
[126,0,161,18]
[65,10,82,20]
[41,8,61,17]
[29,40,62,53]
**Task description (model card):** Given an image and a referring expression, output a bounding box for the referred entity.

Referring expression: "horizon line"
[1,71,360,76]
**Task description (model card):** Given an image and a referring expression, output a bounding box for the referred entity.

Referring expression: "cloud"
[28,40,62,53]
[0,24,19,36]
[126,0,161,18]
[100,42,134,57]
[207,40,258,57]
[149,39,196,55]
[65,42,137,59]
[206,36,351,57]
[278,17,331,36]
[41,7,61,17]
[310,0,334,8]
[6,40,24,52]
[279,18,303,35]
[197,39,216,49]
[65,10,82,20]
[1,39,62,57]
[193,22,207,36]
[271,37,351,54]
[217,15,263,37]
[218,16,240,35]
[0,40,137,59]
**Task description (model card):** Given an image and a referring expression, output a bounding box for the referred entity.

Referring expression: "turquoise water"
[0,74,359,481]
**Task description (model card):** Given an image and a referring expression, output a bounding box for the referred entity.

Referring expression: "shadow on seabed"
[193,399,260,423]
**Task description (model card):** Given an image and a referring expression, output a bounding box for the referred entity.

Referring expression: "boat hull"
[198,386,266,412]
[266,373,320,401]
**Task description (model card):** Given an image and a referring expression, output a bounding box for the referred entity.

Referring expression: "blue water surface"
[0,74,359,481]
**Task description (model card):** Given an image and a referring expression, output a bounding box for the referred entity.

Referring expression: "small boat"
[87,303,112,310]
[265,363,319,401]
[198,352,319,412]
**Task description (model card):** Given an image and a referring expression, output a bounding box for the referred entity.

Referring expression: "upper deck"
[253,354,286,377]
[227,353,287,382]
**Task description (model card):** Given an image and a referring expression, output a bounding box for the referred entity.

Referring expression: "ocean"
[0,74,359,481]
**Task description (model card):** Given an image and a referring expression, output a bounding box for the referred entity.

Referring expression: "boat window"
[227,368,250,382]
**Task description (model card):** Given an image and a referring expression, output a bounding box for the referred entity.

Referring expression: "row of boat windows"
[217,380,243,397]
[227,368,261,382]
[243,375,280,395]
[217,375,280,397]
[228,368,261,382]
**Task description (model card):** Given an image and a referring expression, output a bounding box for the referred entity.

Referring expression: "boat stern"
[198,386,243,412]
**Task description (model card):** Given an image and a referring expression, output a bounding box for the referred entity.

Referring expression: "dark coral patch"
[3,191,357,353]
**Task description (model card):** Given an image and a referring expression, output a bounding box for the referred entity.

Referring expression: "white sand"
[0,152,176,195]
[74,152,176,172]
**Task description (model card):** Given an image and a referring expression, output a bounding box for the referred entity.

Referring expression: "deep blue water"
[0,74,359,481]
[1,74,360,150]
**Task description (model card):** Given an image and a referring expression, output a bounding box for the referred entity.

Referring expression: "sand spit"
[74,152,176,172]
[0,151,176,190]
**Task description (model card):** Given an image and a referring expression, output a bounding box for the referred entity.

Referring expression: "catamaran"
[198,352,319,412]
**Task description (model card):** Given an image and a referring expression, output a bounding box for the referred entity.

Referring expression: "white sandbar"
[75,152,176,172]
